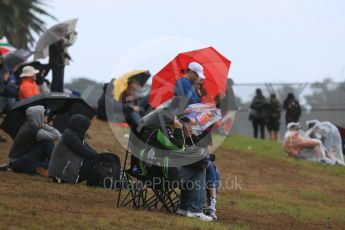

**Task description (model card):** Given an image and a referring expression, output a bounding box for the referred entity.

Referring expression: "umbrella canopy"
[0,37,15,55]
[137,96,188,132]
[15,61,50,85]
[0,93,95,139]
[34,18,78,60]
[113,70,151,101]
[3,49,32,70]
[148,47,231,108]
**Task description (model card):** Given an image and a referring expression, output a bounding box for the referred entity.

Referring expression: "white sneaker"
[176,208,187,216]
[209,197,217,220]
[186,211,213,221]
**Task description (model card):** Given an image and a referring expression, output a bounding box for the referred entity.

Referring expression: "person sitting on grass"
[0,66,18,115]
[49,114,99,184]
[8,105,61,177]
[18,66,41,100]
[97,82,141,127]
[119,79,142,126]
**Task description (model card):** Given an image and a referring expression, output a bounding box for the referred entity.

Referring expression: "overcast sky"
[40,0,345,84]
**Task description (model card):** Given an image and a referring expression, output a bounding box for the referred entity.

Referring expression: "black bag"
[87,152,121,189]
[170,146,210,170]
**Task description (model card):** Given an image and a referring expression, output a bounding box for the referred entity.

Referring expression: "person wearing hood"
[49,114,98,183]
[283,93,301,126]
[8,105,61,177]
[249,88,269,139]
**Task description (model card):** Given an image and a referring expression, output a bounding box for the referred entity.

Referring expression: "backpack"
[287,100,301,119]
[86,152,121,189]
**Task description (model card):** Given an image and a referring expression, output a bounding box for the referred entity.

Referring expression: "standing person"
[8,105,61,177]
[267,94,282,141]
[249,88,268,139]
[18,66,40,100]
[48,114,98,184]
[283,93,301,127]
[49,37,71,92]
[174,62,205,105]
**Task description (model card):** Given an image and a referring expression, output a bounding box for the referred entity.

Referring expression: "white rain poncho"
[306,121,345,165]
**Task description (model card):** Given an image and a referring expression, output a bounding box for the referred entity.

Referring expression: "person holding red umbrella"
[148,47,231,109]
[174,62,205,105]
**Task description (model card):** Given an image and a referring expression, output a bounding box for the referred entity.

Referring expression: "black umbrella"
[3,49,32,70]
[15,61,51,85]
[0,93,95,139]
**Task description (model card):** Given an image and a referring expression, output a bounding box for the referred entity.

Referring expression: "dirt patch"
[1,120,345,229]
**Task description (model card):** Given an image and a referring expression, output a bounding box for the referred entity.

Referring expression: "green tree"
[0,0,56,49]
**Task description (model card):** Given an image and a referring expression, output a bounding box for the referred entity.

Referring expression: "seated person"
[119,79,142,126]
[174,62,205,105]
[181,117,220,220]
[18,66,41,100]
[0,66,18,115]
[8,105,61,177]
[98,83,141,126]
[283,122,326,162]
[306,120,345,165]
[49,114,98,183]
[136,115,212,221]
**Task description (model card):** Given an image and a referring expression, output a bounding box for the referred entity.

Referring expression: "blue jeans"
[0,96,15,114]
[125,111,141,126]
[206,161,220,189]
[177,166,206,213]
[9,141,54,173]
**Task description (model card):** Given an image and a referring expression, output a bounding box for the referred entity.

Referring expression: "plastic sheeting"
[306,121,344,165]
[283,121,345,166]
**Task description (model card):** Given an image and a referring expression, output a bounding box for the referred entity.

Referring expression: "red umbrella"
[148,47,231,108]
[0,37,16,55]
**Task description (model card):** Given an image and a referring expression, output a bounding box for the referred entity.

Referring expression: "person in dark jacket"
[267,94,282,141]
[249,88,269,139]
[0,66,17,114]
[97,82,141,126]
[9,105,61,177]
[48,114,98,183]
[135,114,212,221]
[49,38,71,92]
[283,93,302,127]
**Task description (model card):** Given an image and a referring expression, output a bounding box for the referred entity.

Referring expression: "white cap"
[20,66,39,78]
[188,62,206,79]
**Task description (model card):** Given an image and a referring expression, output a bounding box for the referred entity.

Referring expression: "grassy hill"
[0,119,345,229]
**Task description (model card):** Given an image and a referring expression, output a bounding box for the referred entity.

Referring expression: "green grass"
[1,121,345,229]
[223,134,345,176]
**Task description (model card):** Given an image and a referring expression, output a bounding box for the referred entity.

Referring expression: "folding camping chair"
[116,130,180,212]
